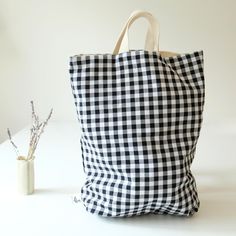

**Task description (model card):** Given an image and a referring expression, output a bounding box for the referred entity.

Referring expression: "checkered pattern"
[69,50,204,217]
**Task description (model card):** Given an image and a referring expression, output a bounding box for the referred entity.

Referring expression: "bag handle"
[113,10,160,54]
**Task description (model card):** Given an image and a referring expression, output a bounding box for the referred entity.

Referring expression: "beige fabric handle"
[113,11,160,55]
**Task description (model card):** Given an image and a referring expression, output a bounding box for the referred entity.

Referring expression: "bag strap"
[113,10,160,55]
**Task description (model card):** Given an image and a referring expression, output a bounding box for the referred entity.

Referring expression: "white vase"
[17,157,34,195]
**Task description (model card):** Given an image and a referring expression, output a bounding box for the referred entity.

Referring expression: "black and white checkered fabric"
[69,50,204,217]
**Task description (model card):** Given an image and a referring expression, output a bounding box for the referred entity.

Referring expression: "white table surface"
[0,121,236,236]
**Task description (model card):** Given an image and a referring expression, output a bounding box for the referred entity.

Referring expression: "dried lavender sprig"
[7,128,20,157]
[27,108,53,160]
[30,101,35,138]
[29,122,43,147]
[30,101,36,120]
[30,109,53,154]
[28,101,42,159]
[45,108,53,126]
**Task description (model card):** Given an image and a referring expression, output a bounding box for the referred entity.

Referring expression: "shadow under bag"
[69,11,205,217]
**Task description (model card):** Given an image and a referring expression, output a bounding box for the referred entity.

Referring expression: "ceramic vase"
[17,156,34,195]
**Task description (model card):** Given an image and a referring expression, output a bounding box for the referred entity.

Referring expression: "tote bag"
[69,11,204,217]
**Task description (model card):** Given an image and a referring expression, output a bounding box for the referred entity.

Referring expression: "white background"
[1,0,236,142]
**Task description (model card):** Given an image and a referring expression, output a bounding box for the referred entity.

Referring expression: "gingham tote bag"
[69,11,204,217]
